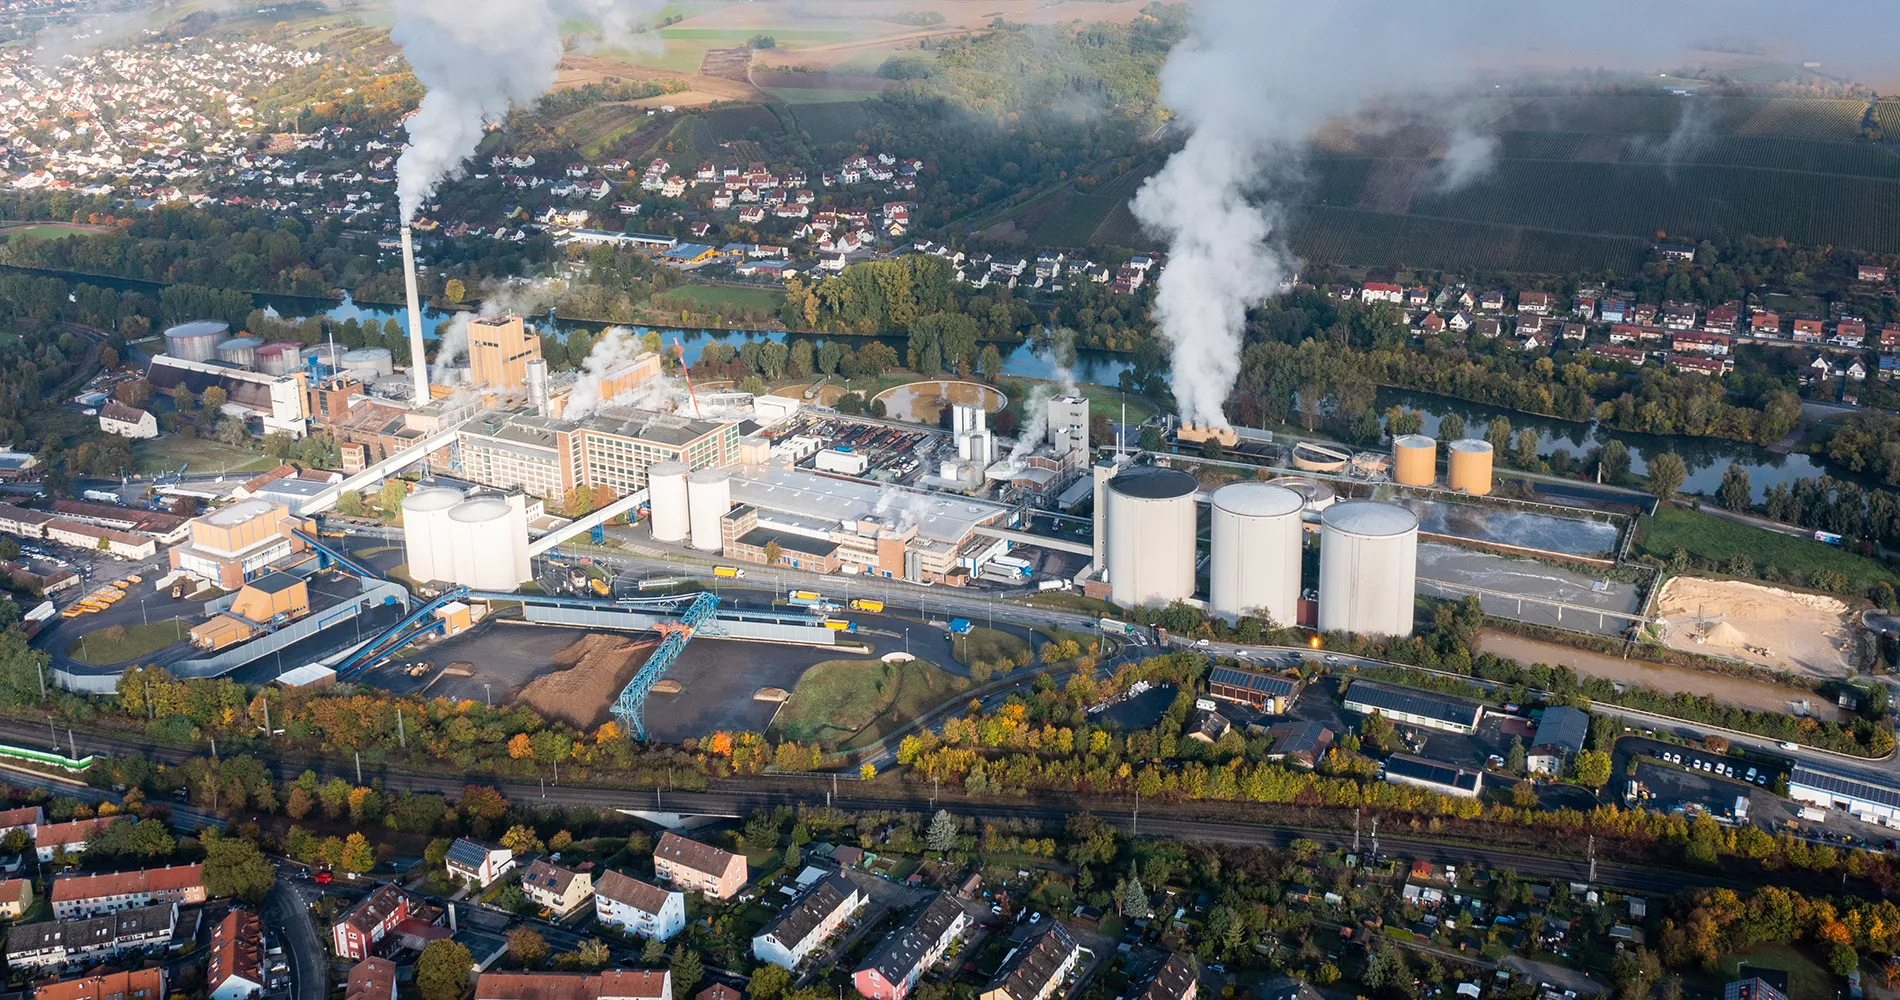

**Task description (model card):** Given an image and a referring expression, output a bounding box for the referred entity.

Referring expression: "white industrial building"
[1789,764,1900,827]
[1208,482,1303,625]
[145,354,310,437]
[1343,680,1483,735]
[1317,501,1418,637]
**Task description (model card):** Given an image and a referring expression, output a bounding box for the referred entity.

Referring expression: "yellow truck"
[848,598,884,613]
[590,578,612,597]
[713,566,745,579]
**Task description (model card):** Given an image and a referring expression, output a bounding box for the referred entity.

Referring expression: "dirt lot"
[515,633,658,729]
[1655,576,1864,678]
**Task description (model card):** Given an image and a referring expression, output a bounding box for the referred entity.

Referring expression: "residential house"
[33,968,165,1000]
[1473,318,1501,339]
[1804,355,1836,384]
[1671,330,1730,355]
[1517,290,1552,315]
[0,804,43,840]
[1136,954,1198,1000]
[1632,303,1659,326]
[654,832,747,899]
[99,401,157,439]
[1750,312,1781,337]
[1793,319,1825,343]
[0,879,32,918]
[474,972,671,1000]
[1448,311,1472,332]
[1478,290,1505,312]
[1858,265,1889,284]
[978,924,1079,1000]
[1572,295,1597,319]
[5,903,176,970]
[697,987,741,1000]
[36,817,123,862]
[1264,721,1336,769]
[1661,304,1699,330]
[208,908,266,1000]
[1418,312,1446,335]
[1881,325,1900,350]
[49,864,205,918]
[1668,354,1730,377]
[1831,320,1867,347]
[852,894,969,1000]
[594,870,686,941]
[346,960,398,1000]
[1879,355,1900,381]
[1845,358,1868,381]
[1360,282,1402,305]
[752,874,866,969]
[1599,299,1628,323]
[1405,286,1431,308]
[1185,709,1230,744]
[1526,706,1589,776]
[1703,304,1739,333]
[446,839,516,888]
[520,859,594,917]
[1560,323,1586,341]
[331,884,409,960]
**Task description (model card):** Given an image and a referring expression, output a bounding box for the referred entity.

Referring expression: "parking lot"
[765,414,950,486]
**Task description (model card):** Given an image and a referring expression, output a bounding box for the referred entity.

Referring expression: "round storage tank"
[340,347,394,377]
[447,498,522,591]
[1209,483,1304,625]
[255,341,302,375]
[163,320,227,362]
[648,461,690,544]
[1317,501,1419,637]
[686,467,732,553]
[216,336,262,369]
[1106,466,1199,608]
[1392,434,1437,487]
[1265,475,1335,513]
[1447,438,1494,496]
[400,487,464,584]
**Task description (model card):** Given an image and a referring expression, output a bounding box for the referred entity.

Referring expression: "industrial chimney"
[525,357,550,417]
[400,225,428,403]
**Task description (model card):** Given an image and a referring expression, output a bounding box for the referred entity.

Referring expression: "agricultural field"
[768,657,969,749]
[1634,504,1894,594]
[1875,100,1900,136]
[1286,205,1651,276]
[766,86,885,105]
[1024,165,1164,249]
[778,100,878,145]
[648,283,785,314]
[700,104,785,142]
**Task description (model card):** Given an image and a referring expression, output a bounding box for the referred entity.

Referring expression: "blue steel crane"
[611,589,722,740]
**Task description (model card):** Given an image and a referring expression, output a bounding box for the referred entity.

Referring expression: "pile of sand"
[517,633,657,729]
[1702,621,1748,648]
[1655,575,1859,677]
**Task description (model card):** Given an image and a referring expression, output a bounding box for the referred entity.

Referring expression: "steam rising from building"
[391,0,655,221]
[1134,0,1894,430]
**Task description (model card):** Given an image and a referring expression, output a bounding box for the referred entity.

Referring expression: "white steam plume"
[1009,329,1080,462]
[1134,0,1897,430]
[391,0,656,222]
[564,326,665,419]
[1428,128,1500,192]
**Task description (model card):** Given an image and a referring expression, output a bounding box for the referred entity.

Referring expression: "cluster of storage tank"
[1101,467,1420,637]
[1391,434,1493,495]
[648,462,733,553]
[400,488,532,591]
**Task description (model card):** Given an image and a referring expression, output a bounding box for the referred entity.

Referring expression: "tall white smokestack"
[401,225,428,404]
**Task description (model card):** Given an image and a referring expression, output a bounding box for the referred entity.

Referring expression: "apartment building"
[594,871,686,941]
[520,859,594,917]
[652,832,747,899]
[49,864,206,918]
[753,875,865,970]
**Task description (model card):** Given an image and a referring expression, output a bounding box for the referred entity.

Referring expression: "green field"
[1634,504,1894,592]
[1286,205,1652,275]
[0,224,95,242]
[648,283,785,314]
[769,658,970,748]
[132,436,279,476]
[950,627,1030,669]
[700,104,784,142]
[66,620,189,665]
[1701,944,1836,1000]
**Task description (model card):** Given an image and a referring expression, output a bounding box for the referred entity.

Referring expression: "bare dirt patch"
[699,47,753,81]
[515,632,658,729]
[1655,576,1863,678]
[1571,133,1629,162]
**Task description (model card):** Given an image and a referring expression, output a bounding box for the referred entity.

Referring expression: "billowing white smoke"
[1009,329,1080,462]
[1133,0,1892,430]
[873,485,936,532]
[432,312,472,385]
[391,0,656,221]
[563,326,650,419]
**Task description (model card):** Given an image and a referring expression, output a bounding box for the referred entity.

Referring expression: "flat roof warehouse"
[732,465,1010,546]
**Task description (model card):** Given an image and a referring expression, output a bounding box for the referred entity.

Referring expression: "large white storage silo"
[686,468,732,552]
[1106,466,1199,608]
[1209,483,1304,625]
[447,498,523,591]
[400,487,464,583]
[648,461,690,543]
[1317,501,1419,637]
